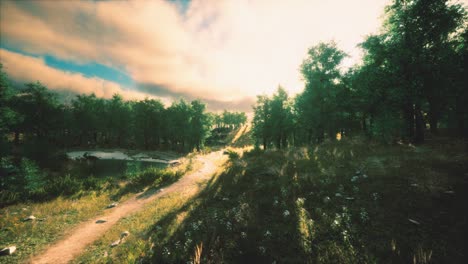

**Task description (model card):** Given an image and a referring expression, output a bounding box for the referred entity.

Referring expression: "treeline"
[253,0,467,149]
[212,111,247,129]
[0,69,248,162]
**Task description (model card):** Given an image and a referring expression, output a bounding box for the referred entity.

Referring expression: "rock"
[110,239,121,247]
[103,251,109,257]
[120,231,130,238]
[323,196,331,203]
[0,246,16,256]
[96,219,107,224]
[345,197,355,200]
[107,202,118,209]
[23,215,36,222]
[408,218,420,225]
[169,160,181,167]
[443,190,455,194]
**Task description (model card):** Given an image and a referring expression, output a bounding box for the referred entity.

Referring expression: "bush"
[21,158,47,197]
[47,174,83,196]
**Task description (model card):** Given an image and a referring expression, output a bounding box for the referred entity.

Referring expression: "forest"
[253,0,467,149]
[0,0,467,263]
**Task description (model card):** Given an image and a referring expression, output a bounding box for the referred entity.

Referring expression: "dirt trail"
[30,151,225,264]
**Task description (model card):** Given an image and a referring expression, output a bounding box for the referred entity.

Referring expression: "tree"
[190,100,210,151]
[297,41,346,143]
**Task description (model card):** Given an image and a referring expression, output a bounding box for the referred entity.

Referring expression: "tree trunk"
[414,103,425,144]
[14,131,20,145]
[404,103,415,141]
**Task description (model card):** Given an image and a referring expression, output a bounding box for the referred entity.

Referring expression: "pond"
[65,151,172,178]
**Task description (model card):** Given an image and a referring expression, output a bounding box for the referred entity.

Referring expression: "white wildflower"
[259,246,266,255]
[372,192,379,201]
[360,208,369,221]
[283,210,290,217]
[296,197,305,206]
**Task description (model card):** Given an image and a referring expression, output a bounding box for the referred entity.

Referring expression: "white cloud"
[0,48,170,103]
[0,0,390,104]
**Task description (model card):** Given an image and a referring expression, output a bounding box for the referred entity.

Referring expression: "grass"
[1,138,466,263]
[125,137,466,263]
[0,156,193,264]
[0,191,124,263]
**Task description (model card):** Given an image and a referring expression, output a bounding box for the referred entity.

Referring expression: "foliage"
[251,0,467,146]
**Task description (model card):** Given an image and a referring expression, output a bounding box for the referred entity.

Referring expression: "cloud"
[0,48,169,103]
[0,0,390,106]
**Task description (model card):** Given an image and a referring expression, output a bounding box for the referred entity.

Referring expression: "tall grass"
[139,138,468,263]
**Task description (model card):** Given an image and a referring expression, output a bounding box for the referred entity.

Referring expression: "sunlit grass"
[128,138,467,263]
[72,156,221,263]
[0,191,130,263]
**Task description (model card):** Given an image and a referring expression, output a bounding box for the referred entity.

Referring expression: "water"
[65,151,169,178]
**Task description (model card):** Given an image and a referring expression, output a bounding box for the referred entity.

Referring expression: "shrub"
[47,174,83,196]
[21,158,47,197]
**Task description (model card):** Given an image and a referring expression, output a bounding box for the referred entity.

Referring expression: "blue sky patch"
[0,43,135,88]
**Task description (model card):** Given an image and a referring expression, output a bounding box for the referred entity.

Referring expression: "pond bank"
[66,150,181,165]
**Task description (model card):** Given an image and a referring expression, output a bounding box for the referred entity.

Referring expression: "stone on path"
[96,219,107,224]
[120,231,130,238]
[0,246,16,256]
[23,215,36,222]
[107,202,118,209]
[110,239,121,247]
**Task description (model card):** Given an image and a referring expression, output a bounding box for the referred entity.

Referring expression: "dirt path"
[30,151,226,264]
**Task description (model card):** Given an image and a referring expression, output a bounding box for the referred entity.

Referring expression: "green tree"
[297,41,346,143]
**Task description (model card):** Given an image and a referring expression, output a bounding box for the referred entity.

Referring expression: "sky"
[0,0,417,111]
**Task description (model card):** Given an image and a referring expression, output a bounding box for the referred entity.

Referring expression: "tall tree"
[297,41,346,143]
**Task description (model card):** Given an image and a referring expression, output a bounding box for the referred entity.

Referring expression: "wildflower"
[283,210,290,217]
[281,187,288,197]
[335,193,342,197]
[273,199,279,206]
[296,197,305,206]
[264,230,272,238]
[351,176,359,182]
[259,246,266,255]
[372,192,379,201]
[323,196,331,203]
[226,221,232,231]
[184,238,193,248]
[360,208,369,222]
[241,232,247,239]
